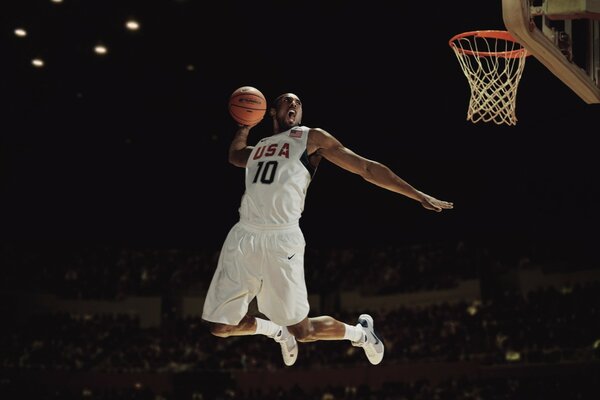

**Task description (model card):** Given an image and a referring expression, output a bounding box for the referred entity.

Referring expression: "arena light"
[125,20,140,31]
[94,45,108,55]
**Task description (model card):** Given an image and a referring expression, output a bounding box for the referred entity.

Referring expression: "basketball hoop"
[449,30,529,126]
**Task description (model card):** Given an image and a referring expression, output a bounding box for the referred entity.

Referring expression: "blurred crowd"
[3,283,599,373]
[3,374,600,400]
[1,239,551,299]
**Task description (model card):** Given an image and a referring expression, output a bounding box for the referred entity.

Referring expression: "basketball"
[228,86,267,126]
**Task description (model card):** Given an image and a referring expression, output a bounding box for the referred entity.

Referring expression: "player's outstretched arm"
[308,128,453,212]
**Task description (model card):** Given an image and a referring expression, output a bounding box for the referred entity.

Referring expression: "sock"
[343,323,365,342]
[254,317,281,338]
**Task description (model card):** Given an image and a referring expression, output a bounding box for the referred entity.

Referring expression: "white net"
[449,30,529,126]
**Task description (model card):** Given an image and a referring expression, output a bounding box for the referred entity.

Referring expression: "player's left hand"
[421,195,453,212]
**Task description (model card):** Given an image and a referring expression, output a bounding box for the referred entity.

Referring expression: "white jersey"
[239,126,314,225]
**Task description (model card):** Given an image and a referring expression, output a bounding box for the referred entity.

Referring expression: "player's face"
[273,93,302,130]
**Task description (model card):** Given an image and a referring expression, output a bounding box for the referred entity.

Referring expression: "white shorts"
[202,221,309,327]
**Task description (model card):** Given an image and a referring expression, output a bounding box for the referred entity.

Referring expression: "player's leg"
[207,313,283,336]
[288,315,385,365]
[287,315,358,341]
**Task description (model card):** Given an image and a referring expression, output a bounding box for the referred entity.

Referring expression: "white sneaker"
[273,328,298,366]
[351,314,384,365]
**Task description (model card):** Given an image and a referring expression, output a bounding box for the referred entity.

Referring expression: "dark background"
[2,0,599,254]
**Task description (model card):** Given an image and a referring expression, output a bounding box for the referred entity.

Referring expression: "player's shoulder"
[307,127,334,141]
[307,127,337,151]
[306,127,328,136]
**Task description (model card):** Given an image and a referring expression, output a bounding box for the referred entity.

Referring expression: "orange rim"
[449,30,528,58]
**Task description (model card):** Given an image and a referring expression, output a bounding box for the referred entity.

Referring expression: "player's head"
[270,93,302,133]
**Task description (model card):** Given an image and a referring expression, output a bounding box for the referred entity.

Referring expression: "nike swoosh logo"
[287,254,295,260]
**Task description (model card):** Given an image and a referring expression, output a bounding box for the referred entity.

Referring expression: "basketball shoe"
[273,327,298,366]
[352,314,384,365]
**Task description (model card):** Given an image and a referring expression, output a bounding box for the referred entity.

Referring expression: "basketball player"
[202,92,453,367]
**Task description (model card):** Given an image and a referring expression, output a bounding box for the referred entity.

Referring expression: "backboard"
[502,0,600,103]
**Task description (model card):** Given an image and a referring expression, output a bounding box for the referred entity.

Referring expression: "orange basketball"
[228,86,267,126]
